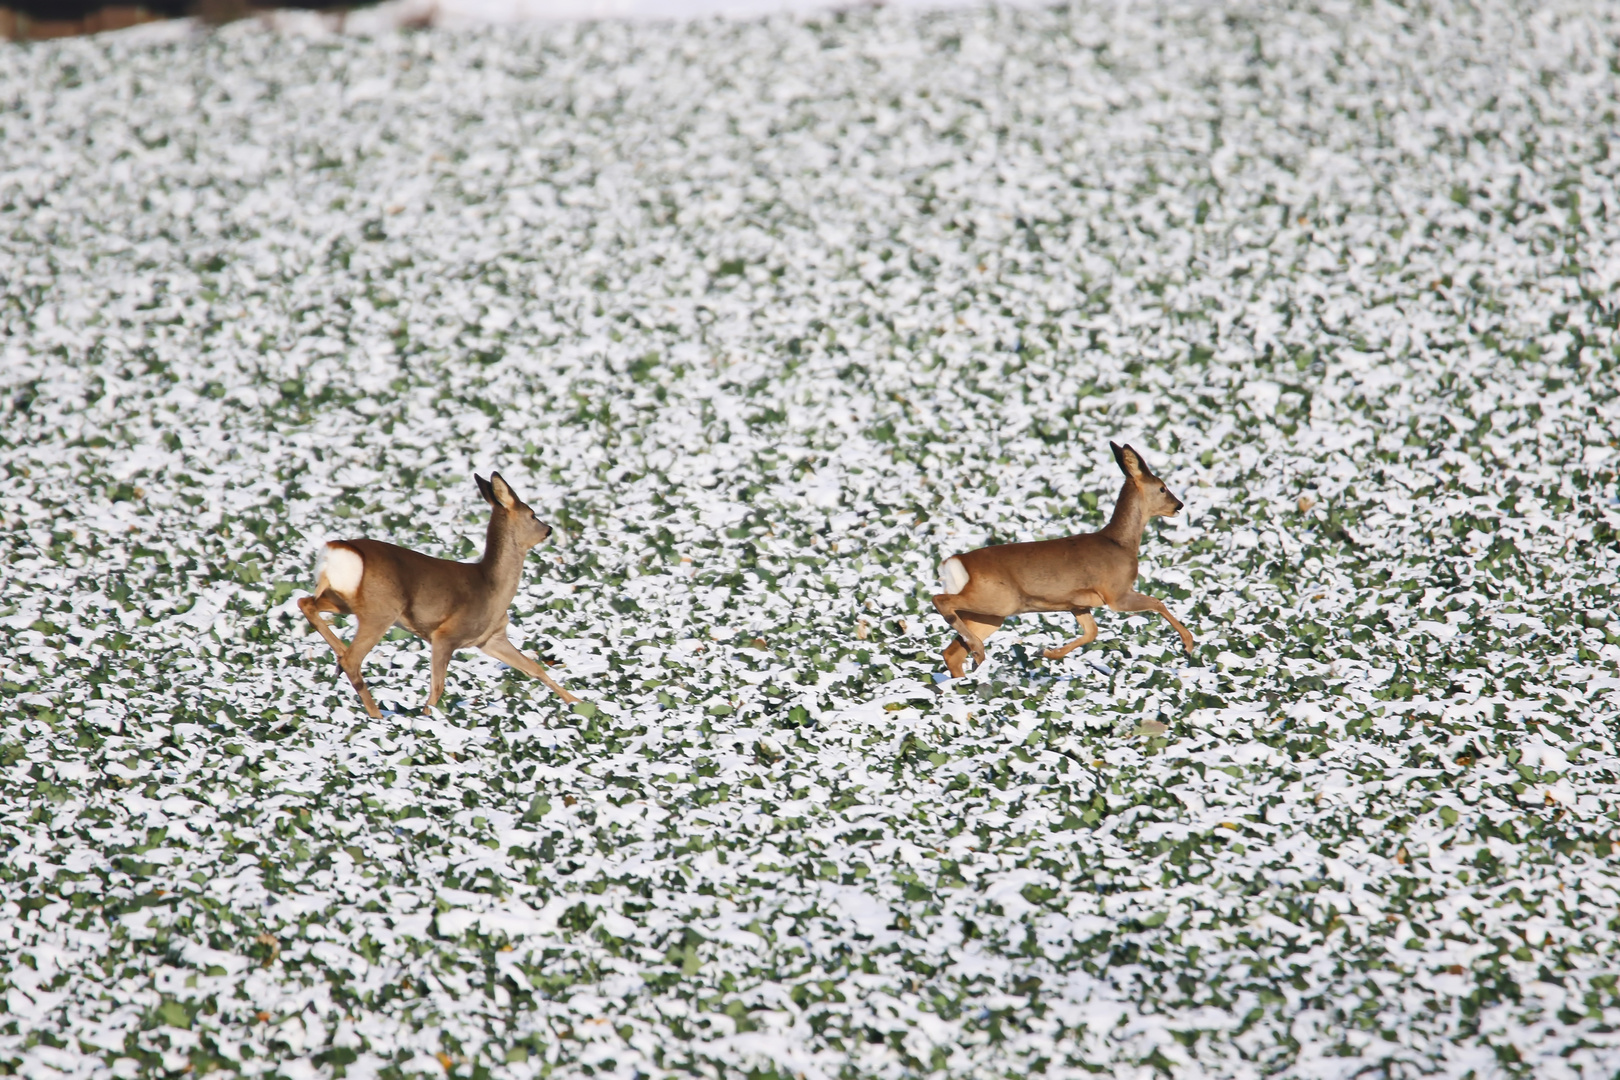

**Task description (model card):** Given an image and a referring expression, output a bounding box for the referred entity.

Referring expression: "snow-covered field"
[3,3,1620,1077]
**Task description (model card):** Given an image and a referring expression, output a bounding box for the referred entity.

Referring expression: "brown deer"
[932,442,1195,678]
[298,472,579,718]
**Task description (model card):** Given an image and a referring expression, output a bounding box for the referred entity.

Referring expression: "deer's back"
[342,538,501,638]
[958,532,1137,607]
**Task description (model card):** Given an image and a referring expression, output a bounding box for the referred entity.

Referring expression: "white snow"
[2,3,1619,1079]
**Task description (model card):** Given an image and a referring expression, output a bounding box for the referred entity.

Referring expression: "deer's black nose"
[1172,499,1184,513]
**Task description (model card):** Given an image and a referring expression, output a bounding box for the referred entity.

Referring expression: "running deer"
[298,472,579,718]
[932,442,1195,678]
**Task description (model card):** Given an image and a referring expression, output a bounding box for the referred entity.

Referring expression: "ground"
[1,3,1619,1078]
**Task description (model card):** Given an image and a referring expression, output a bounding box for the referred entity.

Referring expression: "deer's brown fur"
[932,442,1195,678]
[298,472,578,717]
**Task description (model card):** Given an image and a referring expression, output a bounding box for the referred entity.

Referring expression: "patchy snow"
[361,0,1012,30]
[2,2,1619,1079]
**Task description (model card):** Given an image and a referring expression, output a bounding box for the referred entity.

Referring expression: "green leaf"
[157,1000,191,1029]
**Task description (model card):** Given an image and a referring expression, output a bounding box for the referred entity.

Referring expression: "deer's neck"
[478,516,527,603]
[1100,480,1147,553]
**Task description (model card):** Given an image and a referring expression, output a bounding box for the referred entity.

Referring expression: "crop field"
[2,2,1620,1078]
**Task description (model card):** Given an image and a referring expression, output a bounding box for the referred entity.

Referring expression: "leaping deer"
[298,472,579,718]
[932,442,1196,678]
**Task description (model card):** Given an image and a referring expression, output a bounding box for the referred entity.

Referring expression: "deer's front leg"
[1109,590,1195,653]
[1043,609,1099,660]
[425,630,456,711]
[480,635,580,705]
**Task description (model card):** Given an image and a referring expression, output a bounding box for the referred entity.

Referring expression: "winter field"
[3,3,1620,1078]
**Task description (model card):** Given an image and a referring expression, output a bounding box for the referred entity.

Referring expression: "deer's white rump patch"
[940,557,970,594]
[319,543,364,597]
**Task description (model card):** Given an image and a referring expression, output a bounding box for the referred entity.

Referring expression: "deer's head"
[1111,442,1184,518]
[477,472,554,550]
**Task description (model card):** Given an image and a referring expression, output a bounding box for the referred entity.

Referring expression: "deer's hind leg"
[338,614,391,720]
[934,595,1005,678]
[299,593,387,719]
[299,592,352,665]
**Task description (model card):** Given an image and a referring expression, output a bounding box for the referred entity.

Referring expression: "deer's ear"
[1111,442,1144,479]
[489,472,519,509]
[475,474,497,506]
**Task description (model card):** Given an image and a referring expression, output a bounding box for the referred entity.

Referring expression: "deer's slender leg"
[957,613,1005,670]
[933,595,967,677]
[426,631,456,712]
[933,595,967,674]
[301,593,383,718]
[338,615,391,719]
[934,595,1004,676]
[298,593,351,665]
[1043,610,1099,660]
[1109,590,1195,653]
[480,635,580,705]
